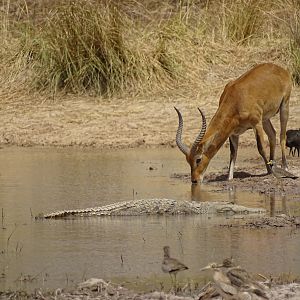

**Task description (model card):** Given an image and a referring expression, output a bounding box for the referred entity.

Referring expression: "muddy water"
[0,147,299,292]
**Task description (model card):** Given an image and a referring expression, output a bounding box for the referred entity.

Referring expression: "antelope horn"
[174,107,190,156]
[190,108,207,155]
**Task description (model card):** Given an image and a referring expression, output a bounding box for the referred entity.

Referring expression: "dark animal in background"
[286,129,300,157]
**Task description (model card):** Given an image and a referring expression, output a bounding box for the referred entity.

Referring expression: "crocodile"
[41,198,266,219]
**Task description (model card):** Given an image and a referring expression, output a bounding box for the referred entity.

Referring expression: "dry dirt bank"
[0,85,299,148]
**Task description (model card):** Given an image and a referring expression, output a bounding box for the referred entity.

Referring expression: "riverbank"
[0,85,299,148]
[1,278,300,300]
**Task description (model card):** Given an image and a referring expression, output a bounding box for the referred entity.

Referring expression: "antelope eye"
[196,158,202,164]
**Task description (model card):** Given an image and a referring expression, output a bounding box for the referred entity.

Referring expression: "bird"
[201,259,269,299]
[267,160,298,179]
[221,259,269,299]
[162,246,188,288]
[201,262,238,299]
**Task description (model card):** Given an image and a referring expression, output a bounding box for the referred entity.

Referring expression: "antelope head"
[174,107,207,184]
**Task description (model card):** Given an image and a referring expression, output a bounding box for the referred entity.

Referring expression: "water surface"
[0,147,299,291]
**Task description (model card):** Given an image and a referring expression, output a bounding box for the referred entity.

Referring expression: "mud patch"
[172,157,300,199]
[220,214,300,229]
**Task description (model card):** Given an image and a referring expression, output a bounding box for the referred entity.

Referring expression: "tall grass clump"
[32,1,131,95]
[289,7,300,84]
[0,1,36,98]
[30,0,185,95]
[2,0,300,98]
[220,0,264,44]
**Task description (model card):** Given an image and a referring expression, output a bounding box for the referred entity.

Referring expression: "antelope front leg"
[228,135,239,180]
[254,124,272,174]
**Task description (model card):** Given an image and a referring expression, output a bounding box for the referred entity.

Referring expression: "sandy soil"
[0,85,299,148]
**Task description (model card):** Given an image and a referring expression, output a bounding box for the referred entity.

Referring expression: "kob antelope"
[175,63,292,184]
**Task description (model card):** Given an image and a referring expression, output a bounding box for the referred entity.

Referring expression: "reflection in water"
[227,186,237,204]
[267,192,291,217]
[190,184,238,204]
[190,184,216,202]
[270,192,276,217]
[281,194,288,215]
[0,147,299,292]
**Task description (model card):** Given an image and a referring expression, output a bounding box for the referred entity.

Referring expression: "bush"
[32,1,132,94]
[28,1,184,95]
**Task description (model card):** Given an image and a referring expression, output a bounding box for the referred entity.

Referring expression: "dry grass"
[289,5,300,84]
[0,0,300,99]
